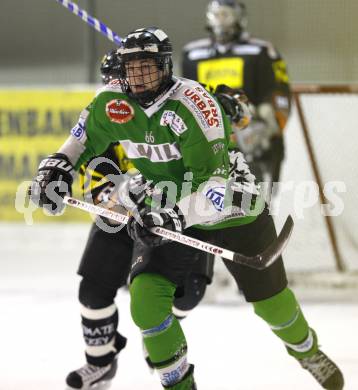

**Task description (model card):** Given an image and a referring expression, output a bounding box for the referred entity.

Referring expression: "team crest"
[106,99,134,124]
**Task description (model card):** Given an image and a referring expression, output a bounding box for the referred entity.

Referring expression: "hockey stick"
[63,195,293,270]
[55,0,122,46]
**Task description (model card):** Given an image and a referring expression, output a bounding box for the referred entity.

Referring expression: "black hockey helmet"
[100,49,121,85]
[117,27,173,105]
[206,0,247,43]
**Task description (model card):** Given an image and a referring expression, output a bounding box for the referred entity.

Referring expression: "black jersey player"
[182,0,291,196]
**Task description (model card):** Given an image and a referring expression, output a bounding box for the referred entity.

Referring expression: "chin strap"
[131,78,174,107]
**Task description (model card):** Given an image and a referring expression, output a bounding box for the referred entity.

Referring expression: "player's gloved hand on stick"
[112,172,150,211]
[28,153,75,215]
[126,173,152,205]
[115,172,167,211]
[127,204,185,247]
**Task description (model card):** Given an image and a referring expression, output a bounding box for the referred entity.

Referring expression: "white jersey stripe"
[80,303,117,320]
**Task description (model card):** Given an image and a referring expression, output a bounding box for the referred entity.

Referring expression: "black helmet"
[206,0,247,43]
[100,50,121,85]
[117,27,173,106]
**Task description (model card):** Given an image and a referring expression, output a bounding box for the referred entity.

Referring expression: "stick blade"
[233,215,294,270]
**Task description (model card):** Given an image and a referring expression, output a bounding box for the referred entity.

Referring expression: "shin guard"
[81,304,126,366]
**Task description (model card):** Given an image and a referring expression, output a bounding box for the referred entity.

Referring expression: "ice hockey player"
[29,27,343,390]
[64,50,215,389]
[182,0,291,193]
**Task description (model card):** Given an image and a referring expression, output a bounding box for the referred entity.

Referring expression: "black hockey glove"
[127,205,185,247]
[28,153,75,215]
[214,84,251,129]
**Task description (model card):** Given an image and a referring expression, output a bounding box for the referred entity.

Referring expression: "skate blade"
[65,379,113,390]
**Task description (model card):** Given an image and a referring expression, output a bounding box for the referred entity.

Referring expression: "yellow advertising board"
[0,89,95,222]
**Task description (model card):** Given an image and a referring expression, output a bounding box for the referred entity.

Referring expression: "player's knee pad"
[129,273,176,330]
[173,274,208,319]
[79,277,117,308]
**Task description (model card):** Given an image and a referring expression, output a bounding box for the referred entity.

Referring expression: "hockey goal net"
[208,85,358,302]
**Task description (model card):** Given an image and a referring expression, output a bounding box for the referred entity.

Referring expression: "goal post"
[292,85,358,272]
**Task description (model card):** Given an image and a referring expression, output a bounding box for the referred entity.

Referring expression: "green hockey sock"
[253,287,318,358]
[130,273,191,387]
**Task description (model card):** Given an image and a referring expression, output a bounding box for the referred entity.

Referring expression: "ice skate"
[66,358,118,389]
[297,349,344,390]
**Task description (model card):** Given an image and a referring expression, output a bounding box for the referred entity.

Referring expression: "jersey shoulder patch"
[171,79,225,142]
[70,108,89,144]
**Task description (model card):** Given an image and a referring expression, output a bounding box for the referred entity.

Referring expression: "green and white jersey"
[58,77,260,229]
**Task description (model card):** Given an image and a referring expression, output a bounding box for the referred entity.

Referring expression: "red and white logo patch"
[105,99,134,124]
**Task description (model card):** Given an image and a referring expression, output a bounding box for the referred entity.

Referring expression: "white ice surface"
[1,223,357,390]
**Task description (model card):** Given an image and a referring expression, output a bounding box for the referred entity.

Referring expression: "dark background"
[0,0,357,84]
